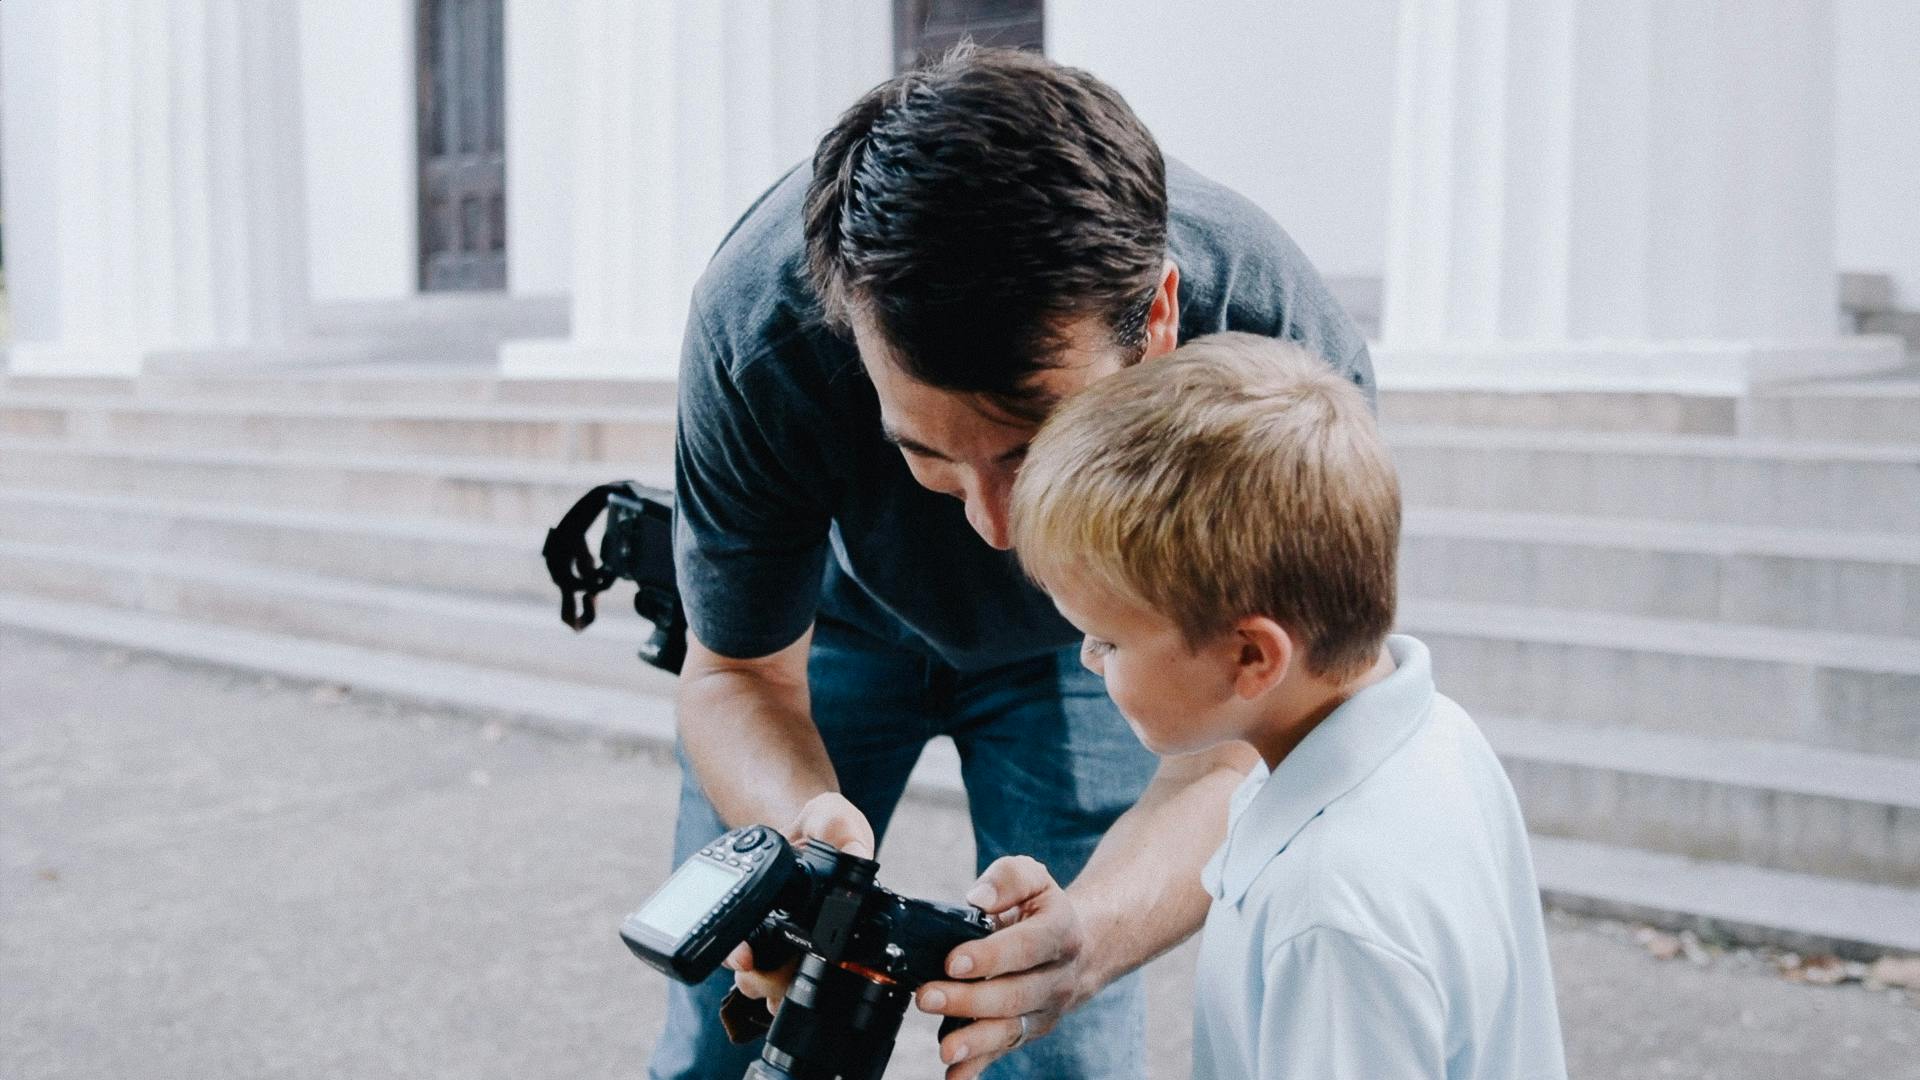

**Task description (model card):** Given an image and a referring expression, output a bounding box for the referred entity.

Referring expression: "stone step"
[1402,599,1920,759]
[0,594,963,805]
[0,538,672,693]
[0,591,682,744]
[1857,310,1920,355]
[7,489,1909,642]
[1379,389,1742,437]
[10,419,1917,540]
[0,374,140,399]
[0,393,677,462]
[1378,376,1920,445]
[1531,836,1920,959]
[0,371,678,408]
[1386,426,1920,532]
[1744,378,1920,446]
[0,438,664,528]
[6,447,1913,756]
[0,592,1905,957]
[1402,508,1920,637]
[4,520,1914,882]
[0,488,556,603]
[1483,716,1920,888]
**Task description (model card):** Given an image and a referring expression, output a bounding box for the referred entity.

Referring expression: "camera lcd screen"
[634,858,746,941]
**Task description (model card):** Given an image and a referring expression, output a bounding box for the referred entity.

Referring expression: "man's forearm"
[1064,742,1259,996]
[676,630,837,830]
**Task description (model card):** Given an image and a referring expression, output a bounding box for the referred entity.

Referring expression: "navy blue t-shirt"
[673,160,1373,672]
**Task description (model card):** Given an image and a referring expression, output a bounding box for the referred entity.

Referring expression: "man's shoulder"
[1166,159,1292,254]
[688,163,838,378]
[1165,159,1369,384]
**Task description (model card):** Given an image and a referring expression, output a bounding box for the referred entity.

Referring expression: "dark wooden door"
[417,0,506,291]
[895,0,1044,71]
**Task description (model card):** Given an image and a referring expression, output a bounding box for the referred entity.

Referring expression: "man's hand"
[913,856,1090,1080]
[722,792,876,1011]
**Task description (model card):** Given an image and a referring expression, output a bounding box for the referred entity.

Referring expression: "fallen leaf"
[1642,931,1683,962]
[1800,955,1847,986]
[1868,956,1920,989]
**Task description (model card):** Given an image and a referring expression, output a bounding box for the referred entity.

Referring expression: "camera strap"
[541,482,633,631]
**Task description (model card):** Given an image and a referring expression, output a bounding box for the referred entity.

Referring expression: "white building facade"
[2,0,1913,387]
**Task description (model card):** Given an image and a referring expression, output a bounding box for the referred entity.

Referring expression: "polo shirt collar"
[1202,635,1436,906]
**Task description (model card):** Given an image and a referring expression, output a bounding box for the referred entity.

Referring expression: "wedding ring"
[1007,1013,1032,1051]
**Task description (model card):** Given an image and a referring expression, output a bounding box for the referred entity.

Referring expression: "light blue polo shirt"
[1193,636,1567,1080]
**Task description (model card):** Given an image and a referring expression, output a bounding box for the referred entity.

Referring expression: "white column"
[152,0,310,353]
[500,0,891,379]
[1378,0,1902,393]
[4,0,308,376]
[505,0,578,298]
[2,0,149,373]
[300,0,416,303]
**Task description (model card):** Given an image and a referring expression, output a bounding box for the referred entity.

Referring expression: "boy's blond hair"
[1010,332,1399,681]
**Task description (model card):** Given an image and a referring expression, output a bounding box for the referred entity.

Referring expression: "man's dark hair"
[804,44,1169,420]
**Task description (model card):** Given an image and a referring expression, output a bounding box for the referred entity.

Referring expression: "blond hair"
[1010,332,1399,681]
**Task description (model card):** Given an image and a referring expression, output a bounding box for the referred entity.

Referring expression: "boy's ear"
[1230,616,1294,700]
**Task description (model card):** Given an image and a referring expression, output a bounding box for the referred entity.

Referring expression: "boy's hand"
[724,792,876,1011]
[915,856,1090,1080]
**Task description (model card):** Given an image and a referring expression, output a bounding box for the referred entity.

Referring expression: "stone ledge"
[1375,336,1907,395]
[497,338,680,381]
[1533,836,1920,960]
[0,592,970,805]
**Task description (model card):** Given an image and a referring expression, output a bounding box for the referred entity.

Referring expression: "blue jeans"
[646,618,1159,1080]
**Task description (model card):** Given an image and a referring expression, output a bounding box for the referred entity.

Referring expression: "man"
[655,45,1371,1080]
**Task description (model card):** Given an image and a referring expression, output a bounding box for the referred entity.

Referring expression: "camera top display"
[622,825,791,983]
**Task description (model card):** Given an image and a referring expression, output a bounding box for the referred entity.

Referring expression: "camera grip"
[713,920,805,1045]
[745,920,802,972]
[719,986,776,1045]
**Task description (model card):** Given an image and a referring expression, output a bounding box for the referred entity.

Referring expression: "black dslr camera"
[541,481,686,673]
[621,825,991,1080]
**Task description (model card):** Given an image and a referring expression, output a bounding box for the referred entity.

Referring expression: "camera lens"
[752,953,911,1080]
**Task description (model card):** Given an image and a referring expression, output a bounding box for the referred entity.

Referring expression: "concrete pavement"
[2,628,1915,1079]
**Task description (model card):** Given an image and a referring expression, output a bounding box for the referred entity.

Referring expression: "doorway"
[416,0,506,291]
[894,0,1044,71]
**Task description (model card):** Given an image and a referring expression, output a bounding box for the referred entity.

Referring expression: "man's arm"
[913,740,1259,1079]
[678,628,880,1007]
[1067,740,1260,987]
[676,627,833,831]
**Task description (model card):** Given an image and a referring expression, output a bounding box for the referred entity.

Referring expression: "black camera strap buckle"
[541,483,631,631]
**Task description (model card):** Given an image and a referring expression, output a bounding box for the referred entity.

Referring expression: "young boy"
[1004,332,1567,1079]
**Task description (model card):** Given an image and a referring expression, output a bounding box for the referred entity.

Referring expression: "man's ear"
[1230,616,1294,700]
[1142,260,1181,360]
